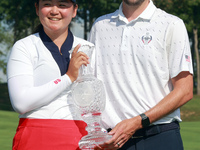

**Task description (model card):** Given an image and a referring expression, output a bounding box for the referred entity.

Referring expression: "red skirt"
[12,118,87,150]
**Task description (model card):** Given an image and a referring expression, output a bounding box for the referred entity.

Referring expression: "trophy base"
[79,132,112,150]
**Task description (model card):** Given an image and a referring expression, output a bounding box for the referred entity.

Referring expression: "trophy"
[71,45,112,149]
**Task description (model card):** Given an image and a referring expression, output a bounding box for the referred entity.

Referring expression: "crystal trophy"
[71,45,112,149]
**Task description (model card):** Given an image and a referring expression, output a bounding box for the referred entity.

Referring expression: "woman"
[7,0,94,149]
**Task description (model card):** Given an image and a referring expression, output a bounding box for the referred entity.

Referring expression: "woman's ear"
[72,5,78,18]
[35,3,39,16]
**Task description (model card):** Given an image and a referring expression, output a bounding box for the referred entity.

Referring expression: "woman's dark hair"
[32,0,40,34]
[35,0,76,5]
[33,24,43,34]
[35,0,39,5]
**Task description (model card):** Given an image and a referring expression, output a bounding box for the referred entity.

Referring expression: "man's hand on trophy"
[93,143,118,150]
[66,44,90,82]
[94,116,142,149]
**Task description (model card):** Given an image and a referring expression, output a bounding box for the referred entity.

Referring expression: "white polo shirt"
[89,1,193,129]
[7,32,94,120]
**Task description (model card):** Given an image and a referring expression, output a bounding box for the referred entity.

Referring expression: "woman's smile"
[48,17,61,21]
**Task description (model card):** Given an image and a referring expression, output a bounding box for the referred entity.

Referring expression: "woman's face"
[35,0,77,34]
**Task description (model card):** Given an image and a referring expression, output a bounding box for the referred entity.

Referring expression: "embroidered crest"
[142,33,152,45]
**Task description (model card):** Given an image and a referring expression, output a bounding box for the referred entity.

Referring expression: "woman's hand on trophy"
[66,44,89,82]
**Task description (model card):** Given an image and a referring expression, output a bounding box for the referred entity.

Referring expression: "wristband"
[140,113,150,128]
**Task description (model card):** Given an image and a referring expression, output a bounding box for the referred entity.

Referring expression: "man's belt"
[107,121,180,139]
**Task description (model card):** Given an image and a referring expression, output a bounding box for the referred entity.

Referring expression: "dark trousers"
[119,128,183,150]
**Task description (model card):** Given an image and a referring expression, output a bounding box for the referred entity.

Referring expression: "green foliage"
[153,0,200,36]
[0,0,39,42]
[0,22,13,81]
[77,0,121,19]
[0,0,39,82]
[76,0,121,39]
[0,83,12,110]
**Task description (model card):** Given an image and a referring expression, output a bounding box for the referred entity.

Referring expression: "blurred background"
[0,0,199,149]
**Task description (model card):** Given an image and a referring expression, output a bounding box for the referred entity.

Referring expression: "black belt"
[107,121,180,139]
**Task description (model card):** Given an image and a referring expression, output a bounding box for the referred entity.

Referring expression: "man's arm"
[146,71,193,123]
[101,71,193,149]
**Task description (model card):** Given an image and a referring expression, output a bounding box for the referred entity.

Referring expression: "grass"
[0,95,199,150]
[0,110,18,150]
[180,122,200,150]
[179,95,200,150]
[180,95,200,121]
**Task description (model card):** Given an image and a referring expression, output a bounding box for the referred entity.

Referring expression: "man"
[88,0,193,149]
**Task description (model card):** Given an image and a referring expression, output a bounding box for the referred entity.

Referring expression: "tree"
[0,0,39,43]
[77,0,121,39]
[154,0,200,95]
[0,0,39,82]
[0,20,13,83]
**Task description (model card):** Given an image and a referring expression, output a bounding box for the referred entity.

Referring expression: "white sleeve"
[7,38,72,115]
[167,19,193,78]
[88,24,96,45]
[8,74,71,115]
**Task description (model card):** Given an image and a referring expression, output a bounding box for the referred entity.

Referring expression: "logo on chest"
[142,32,152,45]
